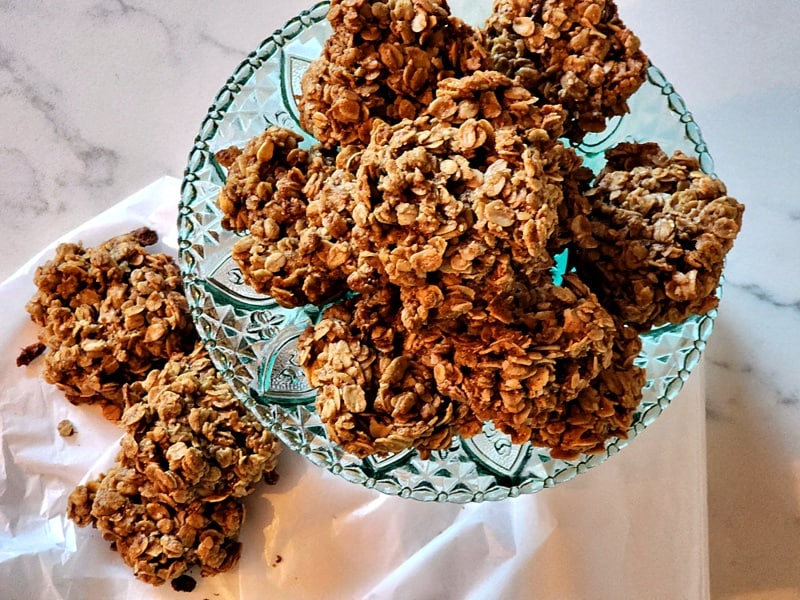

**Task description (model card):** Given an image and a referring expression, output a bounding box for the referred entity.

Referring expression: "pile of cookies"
[23,229,281,587]
[216,0,743,460]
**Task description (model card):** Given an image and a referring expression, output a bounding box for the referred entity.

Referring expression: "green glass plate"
[178,1,716,503]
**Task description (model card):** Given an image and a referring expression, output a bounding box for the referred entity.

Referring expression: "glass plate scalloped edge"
[178,0,718,503]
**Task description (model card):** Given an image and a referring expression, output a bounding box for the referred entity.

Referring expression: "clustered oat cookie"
[428,275,632,451]
[216,127,361,306]
[24,229,282,587]
[351,72,588,293]
[484,0,649,139]
[569,142,745,331]
[298,0,491,148]
[25,228,195,421]
[68,345,280,586]
[215,0,743,460]
[298,290,482,458]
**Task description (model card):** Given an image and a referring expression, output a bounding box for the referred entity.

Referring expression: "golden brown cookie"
[570,142,745,331]
[67,344,281,586]
[484,0,649,139]
[298,0,491,148]
[25,228,195,420]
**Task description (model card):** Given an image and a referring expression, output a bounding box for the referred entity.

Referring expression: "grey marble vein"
[726,281,800,313]
[0,41,120,198]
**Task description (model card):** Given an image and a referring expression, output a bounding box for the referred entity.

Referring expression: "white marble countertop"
[1,1,798,598]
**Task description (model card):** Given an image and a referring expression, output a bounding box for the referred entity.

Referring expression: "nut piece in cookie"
[570,141,745,331]
[25,228,195,421]
[67,344,281,586]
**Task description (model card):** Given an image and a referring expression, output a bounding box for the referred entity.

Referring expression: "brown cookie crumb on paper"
[170,574,197,592]
[16,341,45,367]
[57,419,76,437]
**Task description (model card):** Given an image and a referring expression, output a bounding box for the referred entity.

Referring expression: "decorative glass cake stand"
[178,1,716,503]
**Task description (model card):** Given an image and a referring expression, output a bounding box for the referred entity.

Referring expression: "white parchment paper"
[0,177,709,600]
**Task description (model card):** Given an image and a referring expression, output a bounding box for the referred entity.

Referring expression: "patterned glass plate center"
[178,1,716,503]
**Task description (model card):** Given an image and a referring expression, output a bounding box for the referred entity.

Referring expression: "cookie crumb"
[57,419,75,437]
[16,342,45,366]
[170,574,197,593]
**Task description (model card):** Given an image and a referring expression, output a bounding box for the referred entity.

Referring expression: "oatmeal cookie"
[215,126,326,234]
[351,79,586,304]
[217,127,360,307]
[25,228,195,420]
[409,272,620,447]
[570,142,745,330]
[530,315,645,459]
[67,344,281,586]
[484,0,649,139]
[298,0,491,148]
[69,472,247,586]
[298,291,480,458]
